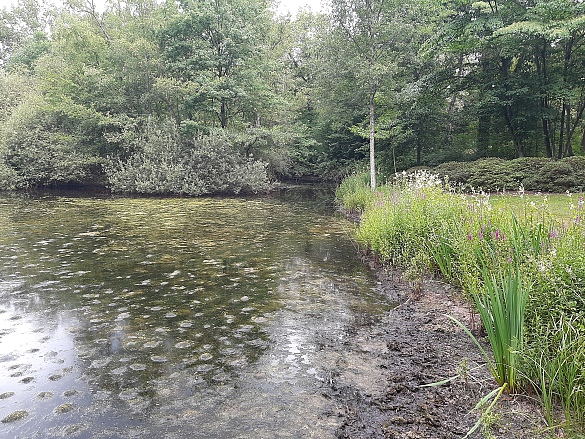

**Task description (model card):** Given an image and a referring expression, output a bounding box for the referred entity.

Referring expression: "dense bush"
[0,91,99,189]
[106,120,270,196]
[433,157,585,193]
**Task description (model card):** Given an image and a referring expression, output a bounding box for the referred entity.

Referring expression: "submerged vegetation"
[337,171,585,435]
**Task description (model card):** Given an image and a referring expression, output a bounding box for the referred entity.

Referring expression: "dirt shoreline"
[330,257,547,439]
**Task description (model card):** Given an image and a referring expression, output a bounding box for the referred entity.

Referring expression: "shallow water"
[0,186,392,438]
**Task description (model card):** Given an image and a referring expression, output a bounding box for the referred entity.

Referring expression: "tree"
[329,0,413,189]
[496,0,585,159]
[430,0,585,159]
[1,0,54,68]
[157,0,272,130]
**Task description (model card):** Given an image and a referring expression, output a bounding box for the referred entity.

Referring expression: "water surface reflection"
[0,187,391,438]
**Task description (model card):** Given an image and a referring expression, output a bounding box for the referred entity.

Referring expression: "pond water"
[0,186,392,438]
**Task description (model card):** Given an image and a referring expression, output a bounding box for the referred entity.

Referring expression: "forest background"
[1,0,585,195]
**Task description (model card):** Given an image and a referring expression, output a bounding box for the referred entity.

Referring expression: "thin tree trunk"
[369,85,376,190]
[558,105,566,159]
[564,104,572,157]
[220,101,228,129]
[542,114,553,158]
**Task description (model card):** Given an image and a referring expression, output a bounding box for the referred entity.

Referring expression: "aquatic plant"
[470,264,527,392]
[335,172,375,213]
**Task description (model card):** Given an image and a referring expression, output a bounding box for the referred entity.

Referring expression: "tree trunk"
[220,101,228,129]
[542,115,553,158]
[369,86,376,190]
[558,105,566,159]
[477,113,490,156]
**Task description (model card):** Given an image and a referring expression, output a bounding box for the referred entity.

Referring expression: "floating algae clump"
[2,410,29,423]
[54,403,75,414]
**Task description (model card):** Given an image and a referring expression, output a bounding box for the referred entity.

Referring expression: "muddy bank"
[329,261,547,439]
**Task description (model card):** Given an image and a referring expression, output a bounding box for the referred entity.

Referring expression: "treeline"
[1,0,584,193]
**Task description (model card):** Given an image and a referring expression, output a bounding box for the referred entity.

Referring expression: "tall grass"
[337,171,585,435]
[471,265,527,392]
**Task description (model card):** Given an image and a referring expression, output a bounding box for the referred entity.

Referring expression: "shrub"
[432,156,585,193]
[106,120,270,196]
[0,94,96,189]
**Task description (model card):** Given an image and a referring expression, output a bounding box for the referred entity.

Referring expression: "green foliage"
[529,315,585,432]
[433,157,585,193]
[106,120,269,196]
[471,263,528,391]
[354,171,463,275]
[335,172,374,212]
[0,90,99,189]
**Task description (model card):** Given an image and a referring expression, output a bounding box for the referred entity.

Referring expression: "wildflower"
[566,190,572,198]
[579,196,584,210]
[519,184,525,199]
[549,230,558,239]
[468,233,473,241]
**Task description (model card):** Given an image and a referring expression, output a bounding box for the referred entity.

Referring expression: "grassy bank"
[337,171,585,436]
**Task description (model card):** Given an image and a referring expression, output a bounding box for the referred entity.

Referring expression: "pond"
[0,186,392,438]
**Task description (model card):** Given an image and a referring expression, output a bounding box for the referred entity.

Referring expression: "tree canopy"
[0,0,583,192]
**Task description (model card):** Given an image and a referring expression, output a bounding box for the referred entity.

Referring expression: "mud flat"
[330,263,547,439]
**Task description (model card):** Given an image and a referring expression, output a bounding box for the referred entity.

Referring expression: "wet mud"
[329,262,547,439]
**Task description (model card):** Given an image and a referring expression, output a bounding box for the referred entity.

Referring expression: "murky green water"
[0,187,391,438]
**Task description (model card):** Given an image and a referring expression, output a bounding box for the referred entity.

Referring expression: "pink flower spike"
[468,233,473,241]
